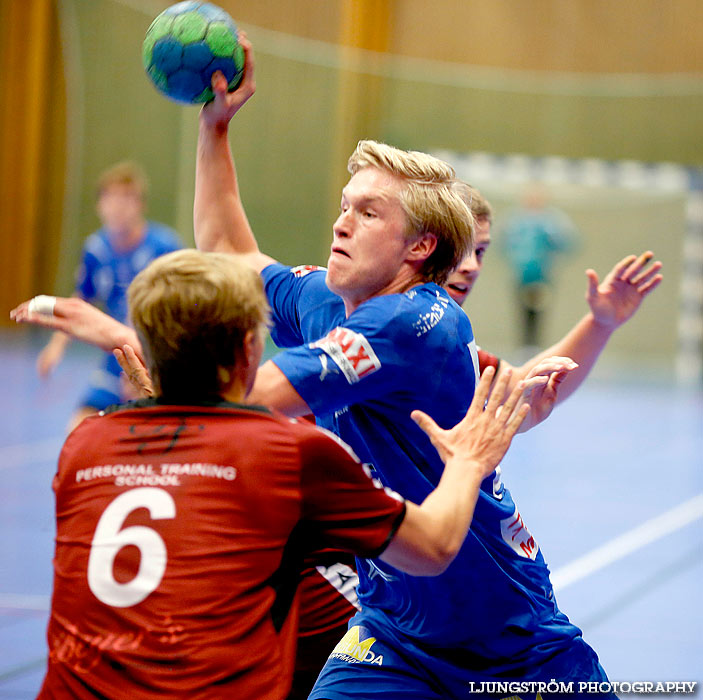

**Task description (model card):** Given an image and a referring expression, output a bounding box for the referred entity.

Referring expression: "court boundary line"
[2,496,701,607]
[0,438,62,471]
[551,493,703,591]
[0,594,50,612]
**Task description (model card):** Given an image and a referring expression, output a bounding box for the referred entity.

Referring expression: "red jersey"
[298,555,359,637]
[39,400,405,700]
[295,415,360,639]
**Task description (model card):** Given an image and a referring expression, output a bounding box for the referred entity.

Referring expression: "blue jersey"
[75,222,182,323]
[262,263,582,671]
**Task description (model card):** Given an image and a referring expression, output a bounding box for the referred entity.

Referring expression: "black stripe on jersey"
[266,521,314,633]
[103,396,273,415]
[363,502,407,560]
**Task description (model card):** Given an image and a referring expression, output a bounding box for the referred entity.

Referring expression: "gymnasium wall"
[14,0,703,376]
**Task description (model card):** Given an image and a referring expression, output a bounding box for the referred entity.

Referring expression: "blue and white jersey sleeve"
[75,223,181,321]
[272,285,478,426]
[261,262,343,348]
[136,222,182,263]
[75,231,110,302]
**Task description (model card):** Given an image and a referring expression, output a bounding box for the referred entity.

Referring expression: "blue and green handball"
[142,1,244,104]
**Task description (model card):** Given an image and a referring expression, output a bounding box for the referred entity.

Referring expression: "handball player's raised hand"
[411,367,530,480]
[586,250,663,330]
[200,32,256,130]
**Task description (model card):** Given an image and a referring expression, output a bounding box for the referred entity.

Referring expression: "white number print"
[87,487,176,608]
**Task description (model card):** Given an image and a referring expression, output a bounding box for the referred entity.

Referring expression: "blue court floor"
[0,327,701,698]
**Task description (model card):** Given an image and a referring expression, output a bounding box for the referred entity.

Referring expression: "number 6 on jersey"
[87,487,176,608]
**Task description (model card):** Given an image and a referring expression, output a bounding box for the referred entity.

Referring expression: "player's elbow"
[422,540,461,575]
[382,505,466,576]
[408,545,459,576]
[385,540,460,577]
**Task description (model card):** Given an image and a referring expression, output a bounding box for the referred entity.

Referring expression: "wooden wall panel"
[391,0,703,73]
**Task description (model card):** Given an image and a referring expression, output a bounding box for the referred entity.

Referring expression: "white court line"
[0,438,62,471]
[1,481,699,609]
[551,493,703,591]
[0,441,61,612]
[0,593,50,612]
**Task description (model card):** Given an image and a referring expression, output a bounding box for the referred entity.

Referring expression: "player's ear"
[241,329,260,370]
[407,232,437,263]
[241,330,253,368]
[239,329,264,396]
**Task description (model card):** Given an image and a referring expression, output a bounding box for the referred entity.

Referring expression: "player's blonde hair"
[96,161,148,199]
[453,181,493,224]
[347,140,474,285]
[128,249,270,400]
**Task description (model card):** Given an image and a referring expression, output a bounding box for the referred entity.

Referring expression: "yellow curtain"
[337,0,390,137]
[325,0,391,248]
[0,0,66,326]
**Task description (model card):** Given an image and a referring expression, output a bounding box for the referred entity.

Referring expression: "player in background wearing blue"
[499,183,580,352]
[190,41,615,700]
[35,162,181,430]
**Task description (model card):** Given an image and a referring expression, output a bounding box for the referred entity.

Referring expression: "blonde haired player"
[37,249,530,699]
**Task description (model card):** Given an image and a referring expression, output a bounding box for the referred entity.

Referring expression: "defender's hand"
[586,251,662,330]
[114,345,154,398]
[517,356,578,430]
[411,367,530,479]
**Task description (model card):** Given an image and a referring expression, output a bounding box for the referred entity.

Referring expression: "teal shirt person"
[499,186,579,348]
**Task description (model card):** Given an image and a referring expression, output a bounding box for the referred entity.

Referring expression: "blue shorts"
[79,352,123,411]
[308,613,617,700]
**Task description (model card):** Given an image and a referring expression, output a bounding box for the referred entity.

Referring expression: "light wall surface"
[7,0,701,375]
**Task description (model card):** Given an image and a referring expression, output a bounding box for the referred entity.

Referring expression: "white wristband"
[28,295,57,315]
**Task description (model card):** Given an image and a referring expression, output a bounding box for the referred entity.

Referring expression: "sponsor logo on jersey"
[491,465,505,501]
[364,559,398,582]
[290,264,325,277]
[331,626,384,665]
[50,621,143,673]
[316,562,361,611]
[334,405,349,419]
[318,354,339,382]
[500,506,539,560]
[412,291,450,336]
[310,327,381,384]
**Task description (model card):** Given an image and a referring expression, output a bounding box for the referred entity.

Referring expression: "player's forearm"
[384,367,528,573]
[47,330,72,351]
[108,324,141,355]
[194,119,258,255]
[382,460,483,576]
[84,315,140,354]
[513,313,613,403]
